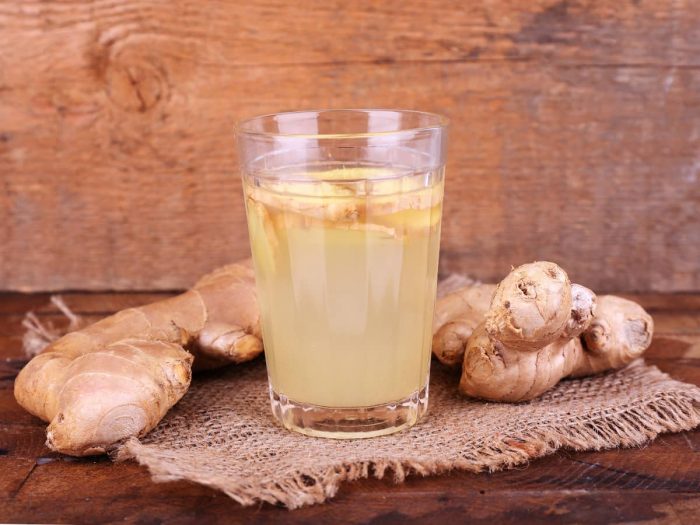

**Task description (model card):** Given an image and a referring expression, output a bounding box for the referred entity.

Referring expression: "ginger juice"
[244,167,443,419]
[237,108,448,438]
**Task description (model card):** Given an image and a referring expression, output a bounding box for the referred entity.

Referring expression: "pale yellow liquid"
[244,167,443,408]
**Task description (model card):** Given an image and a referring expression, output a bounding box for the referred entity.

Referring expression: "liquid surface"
[244,167,444,408]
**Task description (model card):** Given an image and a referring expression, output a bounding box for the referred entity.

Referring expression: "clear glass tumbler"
[237,109,448,438]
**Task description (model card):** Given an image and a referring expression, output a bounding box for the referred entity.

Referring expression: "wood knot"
[106,60,169,113]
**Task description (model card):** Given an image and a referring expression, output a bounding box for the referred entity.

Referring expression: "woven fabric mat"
[120,358,700,509]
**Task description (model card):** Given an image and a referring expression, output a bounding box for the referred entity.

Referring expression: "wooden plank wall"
[0,0,698,292]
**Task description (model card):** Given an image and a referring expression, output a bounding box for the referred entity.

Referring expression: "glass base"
[269,384,429,439]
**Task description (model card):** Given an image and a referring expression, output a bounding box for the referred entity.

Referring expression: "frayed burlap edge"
[117,363,700,509]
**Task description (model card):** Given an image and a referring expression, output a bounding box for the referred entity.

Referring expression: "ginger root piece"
[575,295,654,376]
[432,283,496,366]
[14,262,262,456]
[455,261,653,402]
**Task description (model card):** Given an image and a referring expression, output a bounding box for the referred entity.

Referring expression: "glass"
[237,109,448,438]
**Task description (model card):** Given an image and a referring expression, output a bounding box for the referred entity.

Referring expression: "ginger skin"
[432,284,496,366]
[14,262,262,456]
[434,261,654,402]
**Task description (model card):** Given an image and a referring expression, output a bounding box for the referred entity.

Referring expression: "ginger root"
[14,261,262,456]
[432,283,496,366]
[434,261,654,402]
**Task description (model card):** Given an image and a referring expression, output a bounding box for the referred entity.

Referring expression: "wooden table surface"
[1,292,699,524]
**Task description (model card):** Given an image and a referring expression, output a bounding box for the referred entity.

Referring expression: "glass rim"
[236,108,449,139]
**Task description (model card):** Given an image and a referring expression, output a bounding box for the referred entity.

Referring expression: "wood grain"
[0,292,699,523]
[1,0,699,292]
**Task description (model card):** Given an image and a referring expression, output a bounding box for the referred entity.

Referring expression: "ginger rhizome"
[432,283,496,367]
[433,261,654,402]
[14,262,261,456]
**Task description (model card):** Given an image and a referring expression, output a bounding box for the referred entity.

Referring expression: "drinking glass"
[237,109,448,438]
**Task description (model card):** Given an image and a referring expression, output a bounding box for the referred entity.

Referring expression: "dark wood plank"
[1,290,697,315]
[616,293,700,312]
[0,292,172,315]
[1,1,699,292]
[647,313,700,335]
[1,452,699,524]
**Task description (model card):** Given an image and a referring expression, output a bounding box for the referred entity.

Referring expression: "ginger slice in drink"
[247,171,442,238]
[246,197,279,274]
[369,185,443,235]
[338,219,397,238]
[247,182,361,224]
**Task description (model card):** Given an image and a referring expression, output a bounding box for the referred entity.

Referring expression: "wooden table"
[1,292,699,524]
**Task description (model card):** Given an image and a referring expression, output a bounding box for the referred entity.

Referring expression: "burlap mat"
[119,358,700,509]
